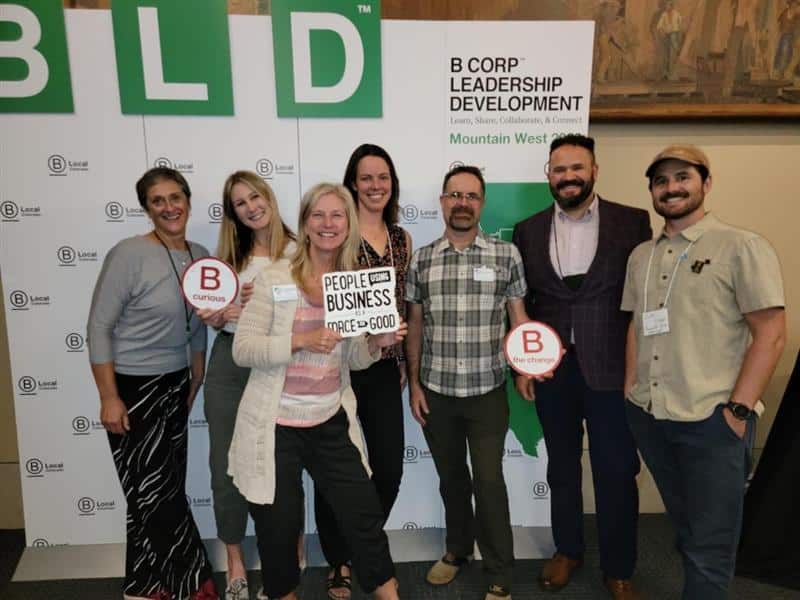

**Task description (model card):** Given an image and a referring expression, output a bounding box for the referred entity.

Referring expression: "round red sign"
[504,320,564,377]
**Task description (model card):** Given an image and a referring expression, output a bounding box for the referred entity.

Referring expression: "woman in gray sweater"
[87,167,217,600]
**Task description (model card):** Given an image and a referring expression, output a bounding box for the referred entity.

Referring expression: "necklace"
[153,232,195,336]
[360,224,394,268]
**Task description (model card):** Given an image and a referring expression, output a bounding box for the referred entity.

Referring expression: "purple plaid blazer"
[512,198,652,391]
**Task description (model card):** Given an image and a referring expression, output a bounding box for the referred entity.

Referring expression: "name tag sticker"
[473,266,495,282]
[272,284,298,302]
[642,308,670,336]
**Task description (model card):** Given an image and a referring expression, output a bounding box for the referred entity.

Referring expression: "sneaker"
[485,583,511,599]
[225,577,249,600]
[256,588,268,600]
[425,553,472,586]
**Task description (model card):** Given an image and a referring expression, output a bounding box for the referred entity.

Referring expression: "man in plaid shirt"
[406,165,529,600]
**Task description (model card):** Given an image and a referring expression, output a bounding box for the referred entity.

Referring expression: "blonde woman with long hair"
[199,171,294,600]
[228,183,405,600]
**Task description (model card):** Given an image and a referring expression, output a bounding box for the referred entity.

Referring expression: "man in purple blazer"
[512,135,651,599]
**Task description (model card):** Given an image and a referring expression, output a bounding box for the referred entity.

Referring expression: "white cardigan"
[228,260,380,504]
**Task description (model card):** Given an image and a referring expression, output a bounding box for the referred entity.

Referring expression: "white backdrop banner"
[0,2,593,547]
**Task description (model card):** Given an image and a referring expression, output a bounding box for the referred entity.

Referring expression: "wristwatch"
[725,401,755,421]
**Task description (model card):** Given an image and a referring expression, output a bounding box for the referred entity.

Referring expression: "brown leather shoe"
[538,553,583,591]
[603,576,642,600]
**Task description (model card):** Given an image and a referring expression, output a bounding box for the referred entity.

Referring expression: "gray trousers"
[203,331,250,544]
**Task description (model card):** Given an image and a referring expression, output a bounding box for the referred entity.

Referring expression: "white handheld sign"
[323,267,399,337]
[181,257,240,311]
[504,320,564,377]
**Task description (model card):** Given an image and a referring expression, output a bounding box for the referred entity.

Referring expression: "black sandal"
[326,563,352,600]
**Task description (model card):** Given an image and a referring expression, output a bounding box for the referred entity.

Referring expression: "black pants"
[249,409,395,598]
[314,358,404,568]
[109,369,213,600]
[534,351,640,578]
[423,384,514,590]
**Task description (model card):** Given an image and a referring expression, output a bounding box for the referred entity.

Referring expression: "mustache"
[557,179,585,190]
[659,191,690,202]
[451,207,474,216]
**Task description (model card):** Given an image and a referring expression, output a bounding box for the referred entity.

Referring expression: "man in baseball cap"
[643,144,710,179]
[621,145,786,598]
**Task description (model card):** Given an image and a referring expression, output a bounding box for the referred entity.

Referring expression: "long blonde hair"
[291,183,360,291]
[217,171,295,272]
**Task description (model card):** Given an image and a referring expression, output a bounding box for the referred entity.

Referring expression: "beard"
[447,207,476,231]
[653,191,704,221]
[550,177,595,211]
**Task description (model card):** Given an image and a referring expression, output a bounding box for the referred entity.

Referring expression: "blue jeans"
[625,402,754,600]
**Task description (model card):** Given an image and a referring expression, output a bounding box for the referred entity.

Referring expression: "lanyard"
[643,239,694,311]
[360,224,395,269]
[551,212,565,278]
[154,232,195,334]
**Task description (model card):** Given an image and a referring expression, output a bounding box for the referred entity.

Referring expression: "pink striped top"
[277,292,342,427]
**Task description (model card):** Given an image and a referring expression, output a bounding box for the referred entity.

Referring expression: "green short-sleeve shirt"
[621,213,784,421]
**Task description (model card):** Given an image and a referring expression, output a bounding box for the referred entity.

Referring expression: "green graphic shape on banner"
[0,0,73,113]
[111,0,233,115]
[483,181,552,456]
[271,0,381,118]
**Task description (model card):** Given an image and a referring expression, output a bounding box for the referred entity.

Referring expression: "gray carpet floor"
[1,515,798,599]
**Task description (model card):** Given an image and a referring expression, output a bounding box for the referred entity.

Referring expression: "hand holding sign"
[196,307,227,329]
[197,303,244,330]
[367,318,408,354]
[323,267,399,337]
[295,326,343,354]
[181,257,239,311]
[504,321,564,378]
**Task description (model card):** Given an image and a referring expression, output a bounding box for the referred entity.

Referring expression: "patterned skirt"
[109,368,213,599]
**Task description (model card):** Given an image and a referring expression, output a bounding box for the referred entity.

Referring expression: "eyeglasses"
[441,191,482,202]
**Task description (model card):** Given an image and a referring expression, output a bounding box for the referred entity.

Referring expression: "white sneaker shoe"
[225,577,249,600]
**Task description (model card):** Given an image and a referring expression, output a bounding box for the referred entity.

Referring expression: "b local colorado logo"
[0,0,382,118]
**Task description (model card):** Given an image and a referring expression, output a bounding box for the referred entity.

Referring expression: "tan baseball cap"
[645,145,710,178]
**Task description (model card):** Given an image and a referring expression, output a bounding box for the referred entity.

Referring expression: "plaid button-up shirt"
[406,232,528,397]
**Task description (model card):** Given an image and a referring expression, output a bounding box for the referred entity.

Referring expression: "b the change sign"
[323,267,398,337]
[504,321,564,377]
